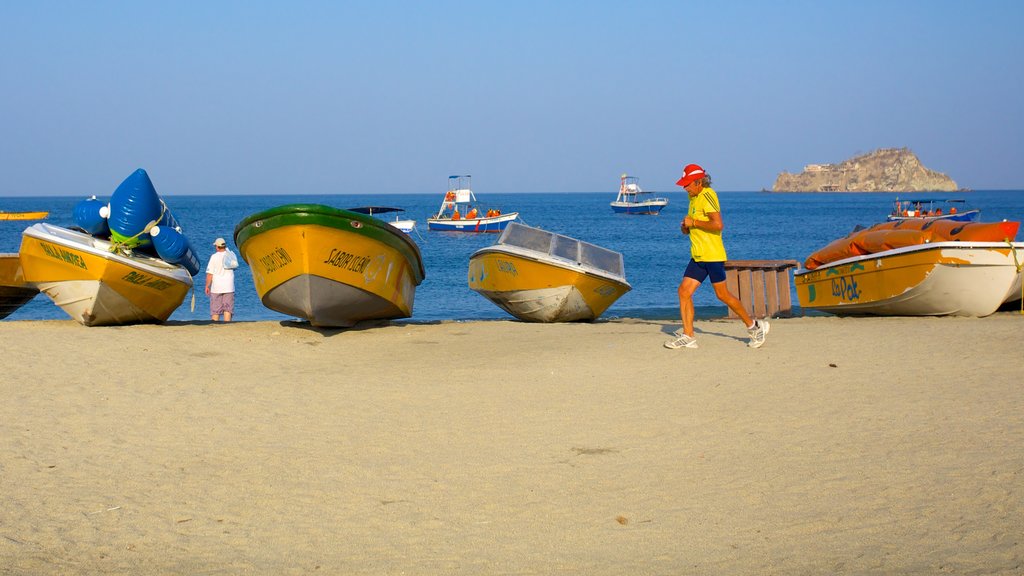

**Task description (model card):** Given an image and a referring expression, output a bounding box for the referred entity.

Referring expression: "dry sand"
[1,314,1022,575]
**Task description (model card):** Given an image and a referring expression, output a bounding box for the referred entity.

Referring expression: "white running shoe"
[664,333,699,349]
[747,319,770,348]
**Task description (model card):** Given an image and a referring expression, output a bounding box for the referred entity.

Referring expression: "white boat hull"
[474,285,594,323]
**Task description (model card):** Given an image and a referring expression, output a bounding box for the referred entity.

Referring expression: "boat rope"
[108,200,168,256]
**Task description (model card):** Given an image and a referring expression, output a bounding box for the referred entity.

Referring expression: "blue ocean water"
[4,190,1024,323]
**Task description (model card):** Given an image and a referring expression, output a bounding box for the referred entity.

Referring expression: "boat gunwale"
[795,240,1024,276]
[470,244,632,288]
[22,223,194,283]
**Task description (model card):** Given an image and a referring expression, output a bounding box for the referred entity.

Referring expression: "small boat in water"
[610,174,668,215]
[796,220,1023,317]
[0,253,39,319]
[233,204,426,327]
[348,206,416,234]
[19,223,194,325]
[427,175,518,232]
[887,198,979,222]
[0,211,48,221]
[468,222,631,322]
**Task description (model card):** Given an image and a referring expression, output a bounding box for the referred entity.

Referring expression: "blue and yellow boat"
[19,223,193,325]
[234,204,426,327]
[468,222,631,322]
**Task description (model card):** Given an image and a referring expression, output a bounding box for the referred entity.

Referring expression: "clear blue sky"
[2,0,1022,196]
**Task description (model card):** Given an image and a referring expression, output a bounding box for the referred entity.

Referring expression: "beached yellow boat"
[0,253,39,319]
[797,220,1023,316]
[796,240,1024,317]
[0,211,48,221]
[468,223,631,322]
[19,223,193,325]
[233,204,426,327]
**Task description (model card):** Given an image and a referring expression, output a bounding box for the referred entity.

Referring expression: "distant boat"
[610,174,668,215]
[427,175,518,232]
[0,211,48,221]
[233,203,426,327]
[19,223,194,326]
[348,206,416,234]
[887,198,980,222]
[468,222,631,322]
[0,253,39,319]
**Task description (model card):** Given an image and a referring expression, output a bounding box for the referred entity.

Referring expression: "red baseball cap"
[675,164,706,187]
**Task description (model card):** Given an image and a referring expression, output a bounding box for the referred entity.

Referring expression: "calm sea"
[4,190,1024,323]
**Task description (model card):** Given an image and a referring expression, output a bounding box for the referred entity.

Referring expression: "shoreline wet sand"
[1,315,1022,574]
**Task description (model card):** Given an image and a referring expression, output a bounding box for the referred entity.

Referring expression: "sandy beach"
[1,314,1022,575]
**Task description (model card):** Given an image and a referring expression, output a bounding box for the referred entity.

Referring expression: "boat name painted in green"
[324,249,371,274]
[257,246,293,274]
[831,276,860,301]
[496,259,518,277]
[39,241,87,270]
[122,271,173,290]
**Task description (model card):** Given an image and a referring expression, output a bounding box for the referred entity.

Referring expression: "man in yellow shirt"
[665,164,769,349]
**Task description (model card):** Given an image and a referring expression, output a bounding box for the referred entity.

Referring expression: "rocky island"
[772,148,960,192]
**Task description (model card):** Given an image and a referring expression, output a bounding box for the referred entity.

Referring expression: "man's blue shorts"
[683,259,727,284]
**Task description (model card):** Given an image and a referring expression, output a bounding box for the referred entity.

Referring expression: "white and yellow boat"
[19,223,193,326]
[797,220,1023,316]
[468,222,631,322]
[233,204,426,328]
[0,253,39,320]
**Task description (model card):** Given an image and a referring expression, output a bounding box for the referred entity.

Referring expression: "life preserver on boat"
[445,192,455,201]
[452,210,461,220]
[950,207,957,214]
[467,208,478,219]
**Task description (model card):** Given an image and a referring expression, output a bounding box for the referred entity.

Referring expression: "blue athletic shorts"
[683,259,727,284]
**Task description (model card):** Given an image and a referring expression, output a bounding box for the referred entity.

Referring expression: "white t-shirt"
[206,250,236,294]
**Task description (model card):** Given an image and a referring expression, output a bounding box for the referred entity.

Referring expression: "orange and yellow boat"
[796,220,1024,317]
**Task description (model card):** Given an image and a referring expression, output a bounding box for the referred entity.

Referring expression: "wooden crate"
[724,260,800,319]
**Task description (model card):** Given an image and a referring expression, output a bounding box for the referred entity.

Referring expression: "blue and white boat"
[887,198,980,222]
[426,175,518,233]
[610,174,668,215]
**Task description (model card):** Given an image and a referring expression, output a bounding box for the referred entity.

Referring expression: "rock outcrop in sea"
[772,148,959,192]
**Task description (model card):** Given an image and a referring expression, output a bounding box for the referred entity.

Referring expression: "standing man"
[205,237,236,322]
[664,164,769,349]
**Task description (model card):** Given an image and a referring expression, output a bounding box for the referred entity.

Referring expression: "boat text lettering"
[40,242,87,270]
[831,276,860,301]
[122,271,172,290]
[324,249,371,274]
[496,259,518,277]
[258,247,293,274]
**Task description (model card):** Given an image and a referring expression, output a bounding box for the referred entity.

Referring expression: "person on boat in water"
[665,164,769,350]
[205,237,237,322]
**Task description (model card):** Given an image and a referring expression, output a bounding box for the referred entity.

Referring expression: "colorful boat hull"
[795,242,1024,317]
[0,253,39,319]
[19,223,193,325]
[234,204,425,327]
[427,212,519,233]
[468,223,631,322]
